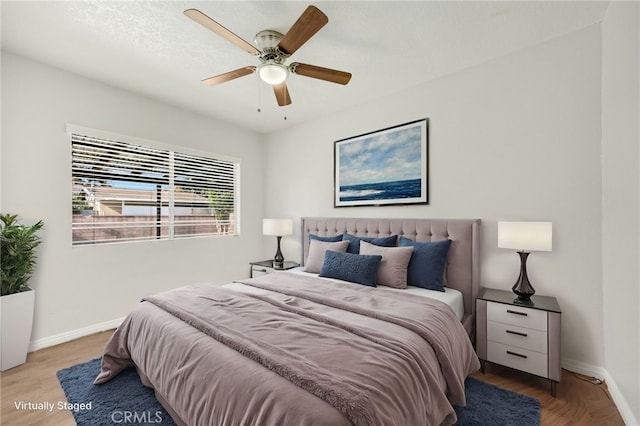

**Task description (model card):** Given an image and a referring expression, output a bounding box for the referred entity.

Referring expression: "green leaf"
[1,214,44,296]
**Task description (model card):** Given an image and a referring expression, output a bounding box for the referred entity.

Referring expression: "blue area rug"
[57,358,176,425]
[454,376,540,425]
[58,357,540,425]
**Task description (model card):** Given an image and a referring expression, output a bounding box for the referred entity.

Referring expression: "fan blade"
[290,63,351,85]
[277,6,328,56]
[202,66,256,86]
[184,9,260,55]
[273,82,292,106]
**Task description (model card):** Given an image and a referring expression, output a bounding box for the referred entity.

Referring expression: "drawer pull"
[506,329,528,337]
[506,350,528,359]
[255,268,267,273]
[506,309,528,317]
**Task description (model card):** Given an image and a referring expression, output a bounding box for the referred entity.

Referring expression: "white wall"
[265,25,605,370]
[0,52,265,344]
[601,1,640,423]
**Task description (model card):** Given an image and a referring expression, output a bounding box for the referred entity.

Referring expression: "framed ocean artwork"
[334,119,429,207]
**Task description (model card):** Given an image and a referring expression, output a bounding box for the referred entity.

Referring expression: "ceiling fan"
[184,5,352,107]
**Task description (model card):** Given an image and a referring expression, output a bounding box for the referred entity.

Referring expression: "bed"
[95,217,482,426]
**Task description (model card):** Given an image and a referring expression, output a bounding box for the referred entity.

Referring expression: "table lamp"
[263,218,293,269]
[498,221,552,302]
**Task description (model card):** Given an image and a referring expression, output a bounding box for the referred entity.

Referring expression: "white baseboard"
[562,357,608,378]
[563,357,639,426]
[28,317,125,352]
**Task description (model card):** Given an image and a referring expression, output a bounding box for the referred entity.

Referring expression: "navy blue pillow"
[319,250,382,287]
[309,234,343,243]
[399,237,452,291]
[342,233,398,254]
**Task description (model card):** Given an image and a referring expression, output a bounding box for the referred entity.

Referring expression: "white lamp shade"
[498,221,552,252]
[263,218,293,236]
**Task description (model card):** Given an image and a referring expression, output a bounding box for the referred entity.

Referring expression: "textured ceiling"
[1,1,609,134]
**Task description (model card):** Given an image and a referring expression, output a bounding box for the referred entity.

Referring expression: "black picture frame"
[334,118,429,207]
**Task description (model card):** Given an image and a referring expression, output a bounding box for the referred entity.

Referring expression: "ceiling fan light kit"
[184,5,352,107]
[258,63,288,85]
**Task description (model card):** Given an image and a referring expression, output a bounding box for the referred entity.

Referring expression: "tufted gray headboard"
[301,217,481,336]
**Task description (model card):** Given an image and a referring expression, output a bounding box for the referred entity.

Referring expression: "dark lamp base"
[513,297,535,306]
[512,251,536,301]
[273,236,284,270]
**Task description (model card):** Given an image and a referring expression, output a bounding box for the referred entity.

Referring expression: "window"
[71,131,240,245]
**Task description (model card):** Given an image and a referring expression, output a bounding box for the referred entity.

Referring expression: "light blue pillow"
[319,250,382,287]
[342,233,398,254]
[398,237,452,292]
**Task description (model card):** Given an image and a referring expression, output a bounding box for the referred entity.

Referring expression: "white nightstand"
[476,287,562,396]
[249,260,300,278]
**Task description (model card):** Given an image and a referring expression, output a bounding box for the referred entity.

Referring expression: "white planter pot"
[0,287,35,371]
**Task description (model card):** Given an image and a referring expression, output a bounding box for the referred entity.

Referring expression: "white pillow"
[359,241,413,289]
[304,240,349,273]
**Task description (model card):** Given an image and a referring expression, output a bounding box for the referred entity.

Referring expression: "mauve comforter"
[95,272,480,426]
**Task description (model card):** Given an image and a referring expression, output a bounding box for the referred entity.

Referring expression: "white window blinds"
[71,132,239,245]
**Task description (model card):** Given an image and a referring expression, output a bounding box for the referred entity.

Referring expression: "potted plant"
[0,214,44,371]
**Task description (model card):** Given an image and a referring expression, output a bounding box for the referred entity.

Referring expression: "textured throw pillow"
[319,250,382,287]
[359,241,413,289]
[304,239,349,273]
[342,233,398,254]
[308,233,343,243]
[399,237,452,291]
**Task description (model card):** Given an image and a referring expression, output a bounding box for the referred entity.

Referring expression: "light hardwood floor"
[1,330,625,425]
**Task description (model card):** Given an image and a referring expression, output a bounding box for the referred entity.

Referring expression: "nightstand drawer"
[250,260,301,278]
[251,265,270,277]
[487,321,547,353]
[487,301,547,331]
[487,341,548,377]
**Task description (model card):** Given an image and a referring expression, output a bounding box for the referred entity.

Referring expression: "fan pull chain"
[257,78,262,113]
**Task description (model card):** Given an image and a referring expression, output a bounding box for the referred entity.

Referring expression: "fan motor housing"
[254,30,283,49]
[255,30,288,61]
